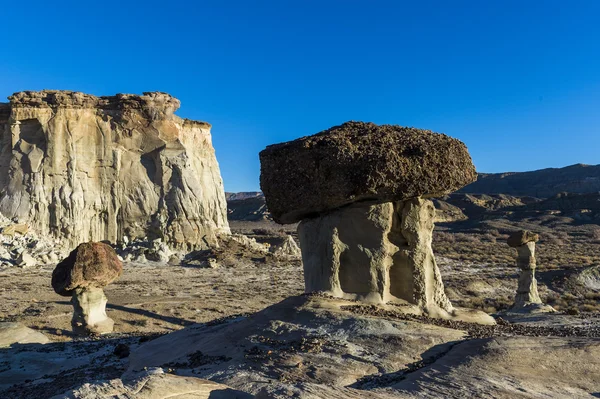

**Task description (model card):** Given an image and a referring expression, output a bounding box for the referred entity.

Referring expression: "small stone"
[113,343,130,358]
[17,252,36,267]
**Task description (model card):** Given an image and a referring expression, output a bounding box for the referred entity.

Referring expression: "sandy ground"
[0,257,304,342]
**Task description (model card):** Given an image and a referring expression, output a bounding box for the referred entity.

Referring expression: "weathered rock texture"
[52,242,123,334]
[0,322,50,347]
[299,199,453,316]
[0,90,230,250]
[261,122,490,322]
[260,121,477,224]
[507,230,548,310]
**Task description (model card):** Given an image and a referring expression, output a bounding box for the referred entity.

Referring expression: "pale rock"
[0,322,50,347]
[54,372,251,399]
[299,198,493,323]
[70,287,114,335]
[17,251,36,267]
[0,90,230,251]
[229,234,270,253]
[1,223,28,236]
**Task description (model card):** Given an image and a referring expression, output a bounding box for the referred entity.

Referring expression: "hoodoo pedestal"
[507,230,554,312]
[260,121,494,323]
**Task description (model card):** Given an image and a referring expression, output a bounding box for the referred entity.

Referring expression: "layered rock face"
[0,90,230,250]
[261,121,492,322]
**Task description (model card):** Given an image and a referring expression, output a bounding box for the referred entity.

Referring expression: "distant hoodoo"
[507,230,554,312]
[0,90,230,250]
[260,121,492,323]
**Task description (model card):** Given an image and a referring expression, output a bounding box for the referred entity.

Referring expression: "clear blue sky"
[1,1,599,192]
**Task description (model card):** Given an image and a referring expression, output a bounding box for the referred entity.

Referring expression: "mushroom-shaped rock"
[507,230,553,312]
[507,230,539,248]
[52,242,123,335]
[260,121,477,224]
[260,122,494,324]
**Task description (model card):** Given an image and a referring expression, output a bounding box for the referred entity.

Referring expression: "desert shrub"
[581,303,600,313]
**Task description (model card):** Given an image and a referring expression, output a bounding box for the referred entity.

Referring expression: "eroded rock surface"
[0,90,230,251]
[260,121,477,224]
[0,322,49,347]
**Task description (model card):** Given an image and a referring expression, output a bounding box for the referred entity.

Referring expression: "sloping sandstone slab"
[0,322,50,347]
[259,121,476,224]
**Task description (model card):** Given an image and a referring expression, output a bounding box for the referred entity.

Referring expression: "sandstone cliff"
[0,90,230,250]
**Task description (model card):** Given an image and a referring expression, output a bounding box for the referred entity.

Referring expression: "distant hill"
[459,164,600,198]
[225,192,263,201]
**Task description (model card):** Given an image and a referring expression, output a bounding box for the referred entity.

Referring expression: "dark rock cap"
[52,242,123,296]
[259,121,477,224]
[507,230,539,248]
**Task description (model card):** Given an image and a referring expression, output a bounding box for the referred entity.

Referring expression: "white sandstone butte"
[0,90,230,250]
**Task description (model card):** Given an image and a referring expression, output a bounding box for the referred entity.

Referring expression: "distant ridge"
[225,192,262,201]
[459,163,600,198]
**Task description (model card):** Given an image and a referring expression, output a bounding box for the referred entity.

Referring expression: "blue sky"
[1,1,599,192]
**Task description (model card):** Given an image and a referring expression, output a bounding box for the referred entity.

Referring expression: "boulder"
[52,242,123,296]
[16,251,36,267]
[0,90,230,250]
[507,230,539,248]
[1,224,28,236]
[260,121,477,224]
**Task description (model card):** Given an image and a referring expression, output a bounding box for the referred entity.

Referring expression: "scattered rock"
[16,251,36,267]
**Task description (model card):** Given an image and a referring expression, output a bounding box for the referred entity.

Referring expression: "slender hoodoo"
[260,121,493,323]
[507,230,554,312]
